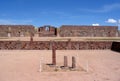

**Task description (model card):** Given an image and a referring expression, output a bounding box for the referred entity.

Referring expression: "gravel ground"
[0,50,120,81]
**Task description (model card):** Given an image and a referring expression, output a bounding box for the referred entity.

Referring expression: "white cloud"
[106,19,117,23]
[80,3,120,13]
[92,23,100,26]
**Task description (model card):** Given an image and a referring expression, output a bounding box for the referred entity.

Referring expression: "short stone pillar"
[64,56,68,67]
[30,35,33,42]
[52,45,56,65]
[72,56,76,68]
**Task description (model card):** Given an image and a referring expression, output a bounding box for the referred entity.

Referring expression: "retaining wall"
[0,41,112,50]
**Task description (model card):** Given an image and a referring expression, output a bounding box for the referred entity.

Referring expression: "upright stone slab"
[29,34,33,49]
[72,56,76,68]
[57,28,60,37]
[76,43,79,50]
[52,45,56,65]
[67,39,71,50]
[64,56,68,67]
[50,41,54,50]
[8,33,11,37]
[30,35,33,42]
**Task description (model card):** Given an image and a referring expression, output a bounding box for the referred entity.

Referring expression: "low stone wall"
[111,42,120,52]
[0,41,112,50]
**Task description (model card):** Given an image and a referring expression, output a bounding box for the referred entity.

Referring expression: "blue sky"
[0,0,120,29]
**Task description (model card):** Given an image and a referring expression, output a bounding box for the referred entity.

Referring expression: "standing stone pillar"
[72,56,76,68]
[50,41,54,50]
[67,39,71,50]
[52,45,56,65]
[30,35,33,42]
[30,34,33,49]
[57,28,60,37]
[76,43,79,50]
[64,56,68,67]
[8,27,11,37]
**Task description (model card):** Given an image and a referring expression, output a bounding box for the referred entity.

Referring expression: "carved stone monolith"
[64,56,68,67]
[30,35,33,42]
[67,39,71,50]
[52,45,56,65]
[72,56,76,68]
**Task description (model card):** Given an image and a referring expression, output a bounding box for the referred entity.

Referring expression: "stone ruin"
[64,56,68,68]
[59,25,119,37]
[42,47,83,72]
[0,41,114,50]
[52,45,56,65]
[0,25,35,37]
[38,25,57,37]
[0,24,119,37]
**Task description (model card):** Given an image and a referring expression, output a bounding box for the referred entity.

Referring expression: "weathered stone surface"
[72,56,76,68]
[67,39,71,50]
[59,25,119,37]
[38,25,57,37]
[0,25,35,37]
[30,35,33,42]
[64,56,68,67]
[52,45,56,65]
[0,25,119,37]
[0,41,114,50]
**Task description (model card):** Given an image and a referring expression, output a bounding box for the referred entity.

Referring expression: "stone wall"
[0,25,119,37]
[60,25,119,37]
[38,25,57,37]
[0,25,35,37]
[0,41,112,50]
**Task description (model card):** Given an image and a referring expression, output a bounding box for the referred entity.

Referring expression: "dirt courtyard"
[0,50,120,81]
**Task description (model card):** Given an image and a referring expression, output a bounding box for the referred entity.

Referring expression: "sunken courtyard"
[0,24,120,81]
